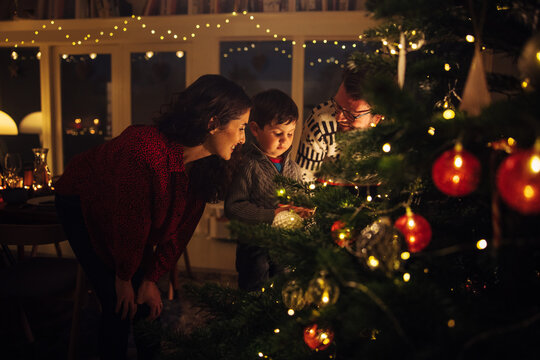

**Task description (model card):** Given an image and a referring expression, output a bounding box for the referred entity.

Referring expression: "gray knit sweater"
[225,142,302,225]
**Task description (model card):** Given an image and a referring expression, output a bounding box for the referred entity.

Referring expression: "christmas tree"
[157,1,540,359]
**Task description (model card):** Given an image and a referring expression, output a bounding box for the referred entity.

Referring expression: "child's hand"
[277,204,314,218]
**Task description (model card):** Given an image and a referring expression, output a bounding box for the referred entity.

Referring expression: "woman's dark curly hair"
[155,74,252,202]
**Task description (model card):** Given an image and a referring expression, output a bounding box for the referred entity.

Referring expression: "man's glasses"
[330,97,372,121]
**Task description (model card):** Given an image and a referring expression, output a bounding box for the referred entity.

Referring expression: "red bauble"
[303,324,334,351]
[496,148,540,214]
[331,220,351,247]
[432,147,481,196]
[394,211,432,252]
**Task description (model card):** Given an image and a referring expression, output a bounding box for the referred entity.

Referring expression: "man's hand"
[115,275,137,320]
[136,280,163,321]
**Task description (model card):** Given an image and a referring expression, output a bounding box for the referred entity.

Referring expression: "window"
[60,53,111,165]
[303,40,365,117]
[220,40,292,97]
[0,47,41,166]
[131,50,187,125]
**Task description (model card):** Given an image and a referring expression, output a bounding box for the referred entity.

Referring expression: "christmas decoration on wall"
[496,140,540,214]
[346,217,403,276]
[305,271,340,307]
[432,143,481,196]
[394,208,432,252]
[331,219,352,247]
[518,33,540,89]
[303,324,334,351]
[272,210,303,230]
[281,280,306,310]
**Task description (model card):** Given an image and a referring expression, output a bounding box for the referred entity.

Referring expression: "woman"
[55,74,251,359]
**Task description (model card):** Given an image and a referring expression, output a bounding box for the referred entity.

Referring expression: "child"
[225,89,310,291]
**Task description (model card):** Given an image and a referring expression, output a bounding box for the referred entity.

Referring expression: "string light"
[400,251,410,260]
[403,273,411,282]
[443,109,455,119]
[476,239,487,250]
[382,143,391,152]
[466,35,475,42]
[428,127,436,135]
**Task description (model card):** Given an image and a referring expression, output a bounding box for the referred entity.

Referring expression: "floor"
[0,269,238,360]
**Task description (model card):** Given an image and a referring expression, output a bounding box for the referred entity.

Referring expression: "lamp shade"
[0,110,18,135]
[19,111,43,134]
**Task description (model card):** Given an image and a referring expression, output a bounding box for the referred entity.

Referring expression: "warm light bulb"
[403,273,411,282]
[407,219,415,228]
[382,143,391,152]
[11,51,18,60]
[368,256,379,267]
[274,328,280,333]
[145,51,154,59]
[466,35,475,42]
[258,352,263,357]
[507,137,516,146]
[530,155,540,173]
[36,51,41,59]
[366,195,373,202]
[62,54,68,59]
[443,109,455,119]
[287,309,295,316]
[448,319,456,328]
[454,155,463,168]
[93,118,99,125]
[401,251,410,260]
[89,53,97,59]
[444,63,451,71]
[523,185,535,199]
[176,51,184,58]
[536,51,540,62]
[428,127,435,135]
[309,183,316,190]
[476,239,487,250]
[522,80,529,88]
[452,175,460,184]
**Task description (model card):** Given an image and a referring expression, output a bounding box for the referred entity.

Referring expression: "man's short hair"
[342,69,366,101]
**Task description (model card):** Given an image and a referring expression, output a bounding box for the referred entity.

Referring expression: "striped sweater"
[295,100,339,182]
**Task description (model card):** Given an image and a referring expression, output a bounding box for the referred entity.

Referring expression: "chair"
[0,223,85,360]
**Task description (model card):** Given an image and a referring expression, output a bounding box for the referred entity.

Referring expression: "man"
[295,70,382,182]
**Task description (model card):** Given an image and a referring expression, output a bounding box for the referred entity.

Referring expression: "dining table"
[0,193,61,263]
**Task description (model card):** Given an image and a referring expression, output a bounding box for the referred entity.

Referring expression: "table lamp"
[19,111,42,144]
[0,110,18,135]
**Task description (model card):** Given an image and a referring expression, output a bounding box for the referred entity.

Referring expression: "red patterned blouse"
[55,125,206,282]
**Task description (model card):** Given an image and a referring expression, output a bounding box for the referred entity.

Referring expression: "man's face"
[332,83,382,132]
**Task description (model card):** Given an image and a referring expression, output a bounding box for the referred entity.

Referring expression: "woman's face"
[206,110,250,160]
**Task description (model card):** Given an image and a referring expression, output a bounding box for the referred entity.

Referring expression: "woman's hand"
[136,280,163,321]
[115,275,137,320]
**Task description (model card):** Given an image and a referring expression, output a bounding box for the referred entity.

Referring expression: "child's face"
[249,120,296,158]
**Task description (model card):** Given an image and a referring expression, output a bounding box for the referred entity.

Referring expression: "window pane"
[220,41,292,96]
[131,51,186,126]
[0,47,41,166]
[61,53,111,166]
[303,40,365,117]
